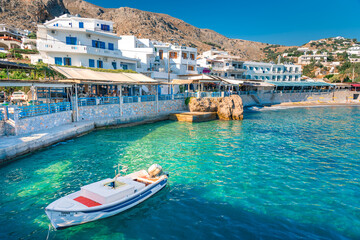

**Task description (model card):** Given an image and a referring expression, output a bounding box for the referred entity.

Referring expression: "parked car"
[10,91,28,102]
[0,91,5,103]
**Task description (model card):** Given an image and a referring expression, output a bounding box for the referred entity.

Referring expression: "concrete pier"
[0,121,94,165]
[0,112,184,165]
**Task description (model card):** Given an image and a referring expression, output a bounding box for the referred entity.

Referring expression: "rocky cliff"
[189,95,244,120]
[0,0,268,60]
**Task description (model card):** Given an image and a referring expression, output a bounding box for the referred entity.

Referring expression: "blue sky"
[87,0,360,46]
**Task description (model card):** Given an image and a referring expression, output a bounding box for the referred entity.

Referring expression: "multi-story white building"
[0,24,29,50]
[347,45,360,56]
[298,53,328,65]
[32,14,138,70]
[197,50,302,82]
[242,61,302,81]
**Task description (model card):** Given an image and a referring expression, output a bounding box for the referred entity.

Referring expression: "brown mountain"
[0,0,270,60]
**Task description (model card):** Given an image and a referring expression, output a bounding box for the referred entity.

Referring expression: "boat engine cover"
[148,164,163,177]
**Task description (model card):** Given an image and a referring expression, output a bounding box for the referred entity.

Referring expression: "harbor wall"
[15,111,73,136]
[242,91,358,107]
[0,121,4,136]
[78,99,186,122]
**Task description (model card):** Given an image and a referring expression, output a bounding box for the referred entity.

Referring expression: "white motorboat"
[45,164,168,229]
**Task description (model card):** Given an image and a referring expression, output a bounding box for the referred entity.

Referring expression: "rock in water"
[217,97,233,120]
[188,95,243,121]
[230,95,244,120]
[189,97,219,112]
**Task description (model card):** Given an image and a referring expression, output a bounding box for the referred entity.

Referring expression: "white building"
[347,46,360,56]
[242,62,302,81]
[298,53,328,65]
[197,50,302,82]
[0,24,29,50]
[117,37,198,80]
[151,41,198,78]
[32,14,138,71]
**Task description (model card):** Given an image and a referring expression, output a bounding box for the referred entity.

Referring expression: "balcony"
[38,41,122,58]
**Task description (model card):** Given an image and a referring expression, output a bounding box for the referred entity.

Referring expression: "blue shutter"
[79,22,84,28]
[100,42,105,49]
[108,43,114,50]
[89,59,95,68]
[66,37,77,45]
[112,62,117,69]
[55,57,62,65]
[92,40,96,48]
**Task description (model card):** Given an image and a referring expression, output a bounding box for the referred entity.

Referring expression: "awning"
[51,66,161,85]
[351,84,360,87]
[267,81,334,87]
[221,79,244,85]
[0,80,72,87]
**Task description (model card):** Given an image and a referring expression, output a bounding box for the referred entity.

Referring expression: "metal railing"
[123,96,139,103]
[158,94,172,101]
[78,97,97,106]
[140,95,156,102]
[174,93,186,99]
[17,102,72,119]
[99,97,120,105]
[185,92,198,98]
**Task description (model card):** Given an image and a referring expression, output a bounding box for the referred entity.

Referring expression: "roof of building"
[267,81,334,87]
[0,61,34,70]
[0,80,72,87]
[51,66,161,85]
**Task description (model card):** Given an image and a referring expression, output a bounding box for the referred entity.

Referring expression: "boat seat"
[135,177,155,185]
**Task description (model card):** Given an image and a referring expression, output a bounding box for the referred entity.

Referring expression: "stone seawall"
[15,111,73,136]
[0,121,4,136]
[79,100,186,121]
[242,91,358,107]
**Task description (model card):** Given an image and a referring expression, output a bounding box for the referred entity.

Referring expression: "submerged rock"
[188,95,243,121]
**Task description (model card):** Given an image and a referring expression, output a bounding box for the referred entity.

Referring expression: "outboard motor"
[148,164,163,178]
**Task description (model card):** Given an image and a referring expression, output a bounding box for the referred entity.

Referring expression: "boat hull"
[46,178,167,229]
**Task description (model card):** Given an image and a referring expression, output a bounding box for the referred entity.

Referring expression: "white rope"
[46,224,51,240]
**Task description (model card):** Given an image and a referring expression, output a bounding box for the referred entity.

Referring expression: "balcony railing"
[38,41,122,57]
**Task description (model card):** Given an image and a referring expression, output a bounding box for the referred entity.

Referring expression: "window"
[100,42,105,49]
[190,53,195,60]
[225,73,228,77]
[226,63,229,66]
[55,57,62,65]
[89,59,95,68]
[159,50,163,60]
[108,43,114,50]
[121,64,128,70]
[112,62,117,69]
[97,60,103,68]
[101,24,110,31]
[66,36,77,45]
[64,57,71,66]
[182,53,187,59]
[79,22,84,28]
[188,65,194,71]
[169,52,177,59]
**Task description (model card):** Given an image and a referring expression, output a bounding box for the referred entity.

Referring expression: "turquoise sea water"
[0,106,360,239]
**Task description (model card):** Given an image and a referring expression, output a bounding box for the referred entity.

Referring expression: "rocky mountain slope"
[0,0,269,60]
